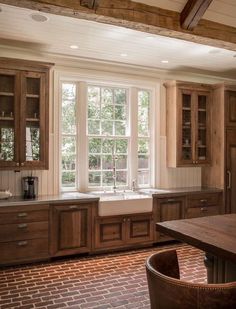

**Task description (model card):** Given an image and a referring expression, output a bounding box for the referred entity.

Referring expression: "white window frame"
[59,74,156,192]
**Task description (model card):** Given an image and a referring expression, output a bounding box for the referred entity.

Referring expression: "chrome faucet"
[132,179,136,191]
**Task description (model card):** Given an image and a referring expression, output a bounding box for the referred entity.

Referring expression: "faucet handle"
[132,179,136,191]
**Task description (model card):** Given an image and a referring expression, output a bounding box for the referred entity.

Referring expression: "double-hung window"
[60,80,153,191]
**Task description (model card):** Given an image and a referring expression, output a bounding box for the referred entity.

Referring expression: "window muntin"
[61,83,77,189]
[137,90,150,186]
[87,85,128,189]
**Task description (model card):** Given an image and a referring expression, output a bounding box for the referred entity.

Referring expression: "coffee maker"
[22,176,38,199]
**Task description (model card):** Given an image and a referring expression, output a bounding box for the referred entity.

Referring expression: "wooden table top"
[157,214,236,264]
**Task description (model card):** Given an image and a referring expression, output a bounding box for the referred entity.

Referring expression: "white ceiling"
[0,3,236,78]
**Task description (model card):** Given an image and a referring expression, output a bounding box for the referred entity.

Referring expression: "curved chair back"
[146,249,236,309]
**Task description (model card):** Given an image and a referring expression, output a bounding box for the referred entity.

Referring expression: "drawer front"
[0,209,49,225]
[187,193,220,208]
[0,238,49,264]
[0,221,48,242]
[185,205,219,219]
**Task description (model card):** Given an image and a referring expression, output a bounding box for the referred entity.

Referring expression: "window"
[60,80,153,191]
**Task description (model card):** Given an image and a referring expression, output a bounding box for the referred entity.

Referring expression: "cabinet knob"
[196,161,198,164]
[200,199,207,203]
[127,218,130,222]
[16,162,20,166]
[18,223,28,229]
[200,207,208,212]
[21,163,25,166]
[123,218,126,222]
[18,241,28,246]
[17,212,28,217]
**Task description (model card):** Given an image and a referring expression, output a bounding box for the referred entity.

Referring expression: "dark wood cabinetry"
[153,196,185,242]
[0,58,53,170]
[226,129,236,213]
[50,203,94,257]
[94,213,153,250]
[0,204,49,265]
[185,193,222,218]
[165,81,212,167]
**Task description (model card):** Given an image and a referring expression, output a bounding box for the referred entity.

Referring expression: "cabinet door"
[225,91,236,127]
[0,69,20,168]
[126,214,154,244]
[155,197,185,242]
[195,91,211,165]
[226,129,236,213]
[178,89,194,165]
[51,204,91,257]
[94,216,126,249]
[20,71,48,169]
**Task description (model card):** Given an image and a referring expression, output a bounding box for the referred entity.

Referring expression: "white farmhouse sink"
[94,192,153,216]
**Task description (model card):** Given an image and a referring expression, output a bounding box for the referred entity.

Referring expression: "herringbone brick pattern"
[0,243,206,309]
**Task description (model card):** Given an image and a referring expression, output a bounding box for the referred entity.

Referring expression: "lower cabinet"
[153,196,185,242]
[185,193,222,218]
[0,204,49,265]
[94,213,154,250]
[50,203,93,257]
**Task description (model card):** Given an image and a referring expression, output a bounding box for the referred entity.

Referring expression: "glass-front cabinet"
[0,59,53,170]
[165,81,212,167]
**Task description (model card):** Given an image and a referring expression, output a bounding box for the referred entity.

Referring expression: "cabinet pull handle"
[200,199,207,203]
[69,205,78,209]
[18,241,28,246]
[227,170,231,189]
[18,223,28,229]
[21,163,25,166]
[200,207,208,212]
[16,162,20,166]
[18,213,28,217]
[167,199,175,203]
[123,218,126,222]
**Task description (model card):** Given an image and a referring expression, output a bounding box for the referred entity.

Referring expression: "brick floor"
[0,243,206,309]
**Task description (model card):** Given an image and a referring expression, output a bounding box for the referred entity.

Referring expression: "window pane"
[102,171,113,185]
[88,86,100,104]
[88,120,100,135]
[89,155,101,170]
[115,121,126,136]
[115,105,126,120]
[62,83,76,134]
[138,171,149,186]
[116,139,128,154]
[89,138,102,154]
[116,171,127,186]
[138,155,149,169]
[62,171,76,188]
[62,136,76,154]
[138,90,150,137]
[89,172,101,187]
[88,103,100,119]
[101,88,113,105]
[114,89,126,105]
[102,139,114,154]
[101,120,113,135]
[138,139,149,154]
[62,154,76,171]
[102,155,113,170]
[116,155,127,169]
[101,104,113,119]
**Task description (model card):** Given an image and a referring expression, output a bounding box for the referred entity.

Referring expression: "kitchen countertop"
[0,192,99,207]
[0,187,223,207]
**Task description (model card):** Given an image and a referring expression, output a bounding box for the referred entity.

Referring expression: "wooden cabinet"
[0,58,53,170]
[185,193,222,218]
[153,196,185,242]
[0,204,49,265]
[94,213,154,250]
[225,90,236,127]
[165,81,212,167]
[50,203,93,257]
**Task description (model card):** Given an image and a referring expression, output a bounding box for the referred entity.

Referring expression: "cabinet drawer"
[185,205,219,219]
[0,208,49,225]
[0,238,49,264]
[187,193,220,208]
[0,221,48,242]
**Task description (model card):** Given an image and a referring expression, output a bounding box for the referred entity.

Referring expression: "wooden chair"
[145,249,236,309]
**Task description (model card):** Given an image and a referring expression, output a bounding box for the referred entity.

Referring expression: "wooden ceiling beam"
[181,0,214,30]
[0,0,236,51]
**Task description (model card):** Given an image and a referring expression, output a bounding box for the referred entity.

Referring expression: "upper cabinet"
[0,58,53,170]
[165,81,212,167]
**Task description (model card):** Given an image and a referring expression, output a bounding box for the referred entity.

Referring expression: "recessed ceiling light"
[161,60,169,63]
[70,45,79,49]
[121,53,128,57]
[30,13,49,23]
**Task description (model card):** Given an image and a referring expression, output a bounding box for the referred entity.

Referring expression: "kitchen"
[0,0,236,308]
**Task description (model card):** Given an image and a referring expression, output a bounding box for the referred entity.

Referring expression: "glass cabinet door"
[196,92,210,164]
[180,90,193,164]
[0,70,19,167]
[21,71,47,168]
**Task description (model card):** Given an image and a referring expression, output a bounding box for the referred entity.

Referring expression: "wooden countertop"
[157,214,236,264]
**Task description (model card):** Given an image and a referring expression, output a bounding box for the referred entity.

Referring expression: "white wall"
[0,47,234,195]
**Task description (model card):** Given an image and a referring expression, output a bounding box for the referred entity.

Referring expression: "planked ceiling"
[0,3,236,78]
